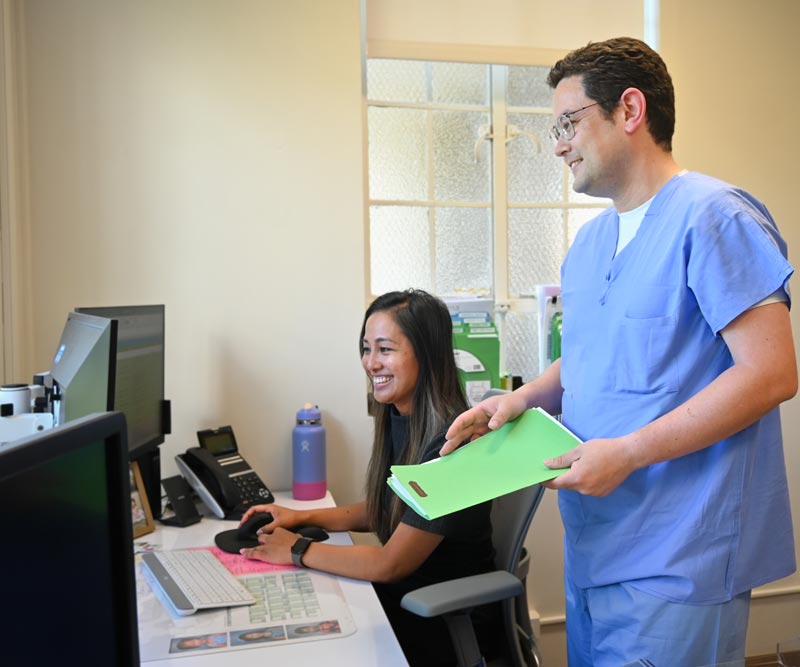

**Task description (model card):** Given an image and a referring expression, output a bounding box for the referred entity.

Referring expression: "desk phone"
[175,425,273,520]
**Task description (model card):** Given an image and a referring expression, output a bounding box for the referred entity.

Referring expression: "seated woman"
[240,289,500,666]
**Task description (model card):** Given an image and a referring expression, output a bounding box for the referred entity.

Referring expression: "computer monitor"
[49,311,117,425]
[75,305,169,517]
[0,411,140,665]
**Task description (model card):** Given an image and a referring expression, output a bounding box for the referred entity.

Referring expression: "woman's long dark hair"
[360,289,468,542]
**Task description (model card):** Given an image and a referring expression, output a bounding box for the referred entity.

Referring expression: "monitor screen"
[0,411,140,665]
[75,305,167,457]
[74,305,168,518]
[49,311,116,425]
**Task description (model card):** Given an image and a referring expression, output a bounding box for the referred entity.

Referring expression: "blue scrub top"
[559,172,796,604]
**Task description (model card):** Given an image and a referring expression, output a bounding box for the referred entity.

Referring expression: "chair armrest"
[400,570,523,618]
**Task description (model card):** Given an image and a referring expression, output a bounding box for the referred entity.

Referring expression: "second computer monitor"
[75,304,167,458]
[49,311,117,425]
[75,304,168,517]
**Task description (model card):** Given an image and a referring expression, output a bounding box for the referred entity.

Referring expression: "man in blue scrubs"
[442,37,797,666]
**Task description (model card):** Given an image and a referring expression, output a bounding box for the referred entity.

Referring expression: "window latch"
[506,124,541,153]
[473,124,494,163]
[475,124,542,162]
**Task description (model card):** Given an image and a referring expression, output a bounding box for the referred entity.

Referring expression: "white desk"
[136,491,408,666]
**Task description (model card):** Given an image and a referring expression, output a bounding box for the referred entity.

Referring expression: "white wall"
[6,0,798,664]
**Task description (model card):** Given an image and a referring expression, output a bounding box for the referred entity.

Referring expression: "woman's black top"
[372,408,501,667]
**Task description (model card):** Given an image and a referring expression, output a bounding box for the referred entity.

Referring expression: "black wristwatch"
[291,536,313,567]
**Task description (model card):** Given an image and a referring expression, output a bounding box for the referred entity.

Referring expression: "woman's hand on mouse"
[239,504,303,533]
[240,527,298,565]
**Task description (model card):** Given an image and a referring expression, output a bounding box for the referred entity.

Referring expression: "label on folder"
[387,407,581,520]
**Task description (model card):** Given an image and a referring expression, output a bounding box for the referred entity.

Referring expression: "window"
[366,59,609,381]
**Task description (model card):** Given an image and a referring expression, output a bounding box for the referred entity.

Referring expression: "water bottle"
[292,403,327,500]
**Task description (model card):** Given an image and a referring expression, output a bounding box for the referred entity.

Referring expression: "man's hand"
[542,437,639,496]
[440,391,529,455]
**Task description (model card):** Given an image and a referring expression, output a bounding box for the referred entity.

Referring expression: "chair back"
[490,483,545,667]
[478,389,546,575]
[480,388,546,667]
[491,484,545,575]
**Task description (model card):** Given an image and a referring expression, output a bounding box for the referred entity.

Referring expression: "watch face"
[291,537,311,553]
[291,537,312,566]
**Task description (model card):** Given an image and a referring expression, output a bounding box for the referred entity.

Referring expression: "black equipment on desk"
[160,474,202,527]
[175,425,273,520]
[0,412,140,665]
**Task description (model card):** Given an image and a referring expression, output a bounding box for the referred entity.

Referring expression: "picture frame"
[130,461,155,538]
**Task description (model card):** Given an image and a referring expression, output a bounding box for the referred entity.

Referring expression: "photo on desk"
[286,619,342,639]
[231,626,286,645]
[169,632,228,653]
[130,461,155,538]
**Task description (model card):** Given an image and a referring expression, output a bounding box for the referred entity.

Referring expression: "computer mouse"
[296,525,330,542]
[237,512,274,541]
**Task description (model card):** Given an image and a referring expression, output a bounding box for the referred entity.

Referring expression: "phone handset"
[175,447,240,519]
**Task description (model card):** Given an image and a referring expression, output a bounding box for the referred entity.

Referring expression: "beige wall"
[8,0,375,511]
[661,0,800,654]
[367,0,644,55]
[4,0,798,665]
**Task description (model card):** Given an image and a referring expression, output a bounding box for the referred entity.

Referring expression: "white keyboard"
[141,549,255,616]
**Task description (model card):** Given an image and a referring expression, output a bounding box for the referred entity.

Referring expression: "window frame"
[364,56,610,381]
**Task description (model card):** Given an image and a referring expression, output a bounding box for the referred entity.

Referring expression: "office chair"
[401,440,546,667]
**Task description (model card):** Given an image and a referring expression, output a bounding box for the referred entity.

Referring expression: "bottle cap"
[296,404,321,422]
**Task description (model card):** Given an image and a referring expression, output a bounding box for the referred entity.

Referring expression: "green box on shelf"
[452,322,500,406]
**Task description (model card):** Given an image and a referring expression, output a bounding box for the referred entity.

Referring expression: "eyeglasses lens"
[559,116,574,140]
[550,115,574,142]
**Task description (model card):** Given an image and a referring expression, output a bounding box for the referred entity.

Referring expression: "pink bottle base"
[293,481,327,500]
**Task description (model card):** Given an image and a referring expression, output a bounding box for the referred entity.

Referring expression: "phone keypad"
[233,471,273,506]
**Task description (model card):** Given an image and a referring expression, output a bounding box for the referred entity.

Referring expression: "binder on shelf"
[387,407,580,520]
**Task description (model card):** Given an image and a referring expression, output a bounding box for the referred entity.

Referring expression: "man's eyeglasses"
[549,101,606,142]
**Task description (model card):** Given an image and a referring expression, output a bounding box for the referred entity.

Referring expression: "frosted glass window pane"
[369,107,428,201]
[507,113,561,203]
[508,208,564,295]
[366,58,610,330]
[567,208,607,246]
[567,168,613,205]
[366,59,427,103]
[435,207,492,297]
[434,110,492,202]
[505,306,539,382]
[431,62,489,105]
[370,206,432,294]
[507,66,552,108]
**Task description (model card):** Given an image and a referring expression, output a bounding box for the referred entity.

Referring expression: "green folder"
[387,407,581,520]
